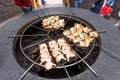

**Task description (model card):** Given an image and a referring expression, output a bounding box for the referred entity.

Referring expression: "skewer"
[31,25,49,32]
[63,64,72,80]
[18,55,41,80]
[23,38,49,50]
[33,10,43,19]
[98,30,107,33]
[40,9,49,17]
[7,34,47,38]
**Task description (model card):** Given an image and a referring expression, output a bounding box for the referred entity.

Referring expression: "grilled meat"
[58,38,76,61]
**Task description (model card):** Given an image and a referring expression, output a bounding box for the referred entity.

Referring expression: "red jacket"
[14,0,32,8]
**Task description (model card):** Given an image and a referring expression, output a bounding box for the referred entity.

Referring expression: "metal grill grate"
[13,13,101,80]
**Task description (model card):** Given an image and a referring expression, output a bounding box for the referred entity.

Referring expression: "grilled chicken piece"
[58,19,65,27]
[78,36,94,47]
[39,43,52,63]
[57,38,76,61]
[40,53,52,63]
[44,62,56,70]
[42,16,65,29]
[73,37,80,43]
[55,52,66,62]
[83,27,92,33]
[70,27,75,33]
[74,23,81,28]
[75,24,84,33]
[89,31,98,38]
[49,40,66,62]
[79,40,90,47]
[39,43,56,70]
[79,33,88,40]
[54,16,59,21]
[63,30,71,36]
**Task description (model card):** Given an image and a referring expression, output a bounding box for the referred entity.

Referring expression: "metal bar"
[98,45,120,62]
[75,52,99,77]
[98,30,107,33]
[18,55,41,80]
[33,10,43,19]
[63,65,72,80]
[23,38,49,50]
[31,25,48,32]
[41,9,48,17]
[56,13,74,34]
[7,34,47,38]
[64,13,74,26]
[47,30,53,40]
[82,60,99,77]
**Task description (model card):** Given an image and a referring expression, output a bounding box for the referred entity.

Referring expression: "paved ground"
[0,0,118,24]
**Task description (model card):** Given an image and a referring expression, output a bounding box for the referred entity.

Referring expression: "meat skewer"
[42,16,65,29]
[49,40,66,62]
[63,23,99,47]
[57,38,76,61]
[38,43,56,70]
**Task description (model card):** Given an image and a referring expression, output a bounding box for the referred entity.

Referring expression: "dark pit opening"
[13,14,101,79]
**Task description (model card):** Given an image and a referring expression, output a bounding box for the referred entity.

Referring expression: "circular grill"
[13,14,101,79]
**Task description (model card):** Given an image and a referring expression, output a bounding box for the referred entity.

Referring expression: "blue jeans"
[22,6,32,13]
[41,0,45,5]
[75,0,83,8]
[90,1,104,14]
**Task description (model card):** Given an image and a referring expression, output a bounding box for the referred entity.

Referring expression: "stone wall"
[70,0,120,19]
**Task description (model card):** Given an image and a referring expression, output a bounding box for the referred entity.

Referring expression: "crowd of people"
[13,0,119,28]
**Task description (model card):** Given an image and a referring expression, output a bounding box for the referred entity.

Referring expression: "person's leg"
[66,0,70,7]
[62,0,67,7]
[41,0,46,5]
[75,0,83,8]
[22,6,32,13]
